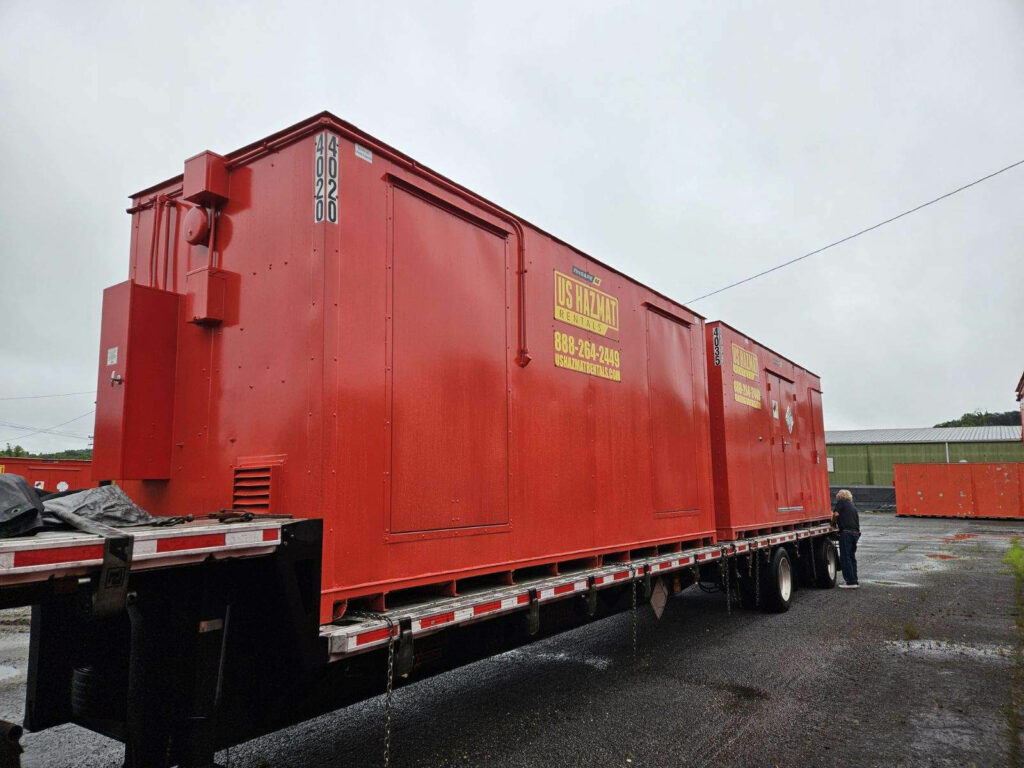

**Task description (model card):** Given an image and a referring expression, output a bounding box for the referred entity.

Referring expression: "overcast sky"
[1,1,1022,453]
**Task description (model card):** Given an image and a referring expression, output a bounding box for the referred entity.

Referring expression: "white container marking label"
[314,132,339,223]
[106,347,118,366]
[354,144,373,163]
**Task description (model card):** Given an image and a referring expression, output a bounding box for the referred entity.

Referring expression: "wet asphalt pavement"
[2,512,1022,767]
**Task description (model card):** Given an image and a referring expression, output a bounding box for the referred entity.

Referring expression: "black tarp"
[0,475,45,538]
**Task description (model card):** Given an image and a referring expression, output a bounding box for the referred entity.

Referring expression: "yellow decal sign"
[554,270,619,339]
[554,330,621,382]
[731,343,758,381]
[0,465,4,474]
[733,379,762,409]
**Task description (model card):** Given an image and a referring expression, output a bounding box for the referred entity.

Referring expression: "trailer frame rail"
[322,521,834,660]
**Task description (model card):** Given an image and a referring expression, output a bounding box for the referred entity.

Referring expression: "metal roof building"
[825,426,1024,487]
[826,426,1022,444]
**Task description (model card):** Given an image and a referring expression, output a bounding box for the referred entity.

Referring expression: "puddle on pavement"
[500,648,613,671]
[886,639,1013,662]
[864,579,920,588]
[942,532,1024,544]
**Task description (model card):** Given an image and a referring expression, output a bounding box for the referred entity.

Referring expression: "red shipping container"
[705,322,831,539]
[0,458,94,493]
[894,462,1024,519]
[99,113,717,623]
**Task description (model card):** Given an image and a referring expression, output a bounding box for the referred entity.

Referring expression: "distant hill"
[1,444,92,461]
[934,410,1022,428]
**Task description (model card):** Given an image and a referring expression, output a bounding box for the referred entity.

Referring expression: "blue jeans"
[839,531,860,585]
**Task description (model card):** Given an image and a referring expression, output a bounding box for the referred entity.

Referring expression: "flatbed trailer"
[4,112,841,766]
[0,515,837,766]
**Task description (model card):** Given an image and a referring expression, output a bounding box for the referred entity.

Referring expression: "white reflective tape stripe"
[134,540,157,556]
[0,553,12,570]
[225,530,263,547]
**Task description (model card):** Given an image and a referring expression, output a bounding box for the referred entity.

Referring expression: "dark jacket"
[833,497,860,533]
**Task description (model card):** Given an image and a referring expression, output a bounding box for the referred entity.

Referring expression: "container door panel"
[808,389,828,511]
[767,373,796,513]
[780,378,805,512]
[645,309,700,515]
[388,189,509,534]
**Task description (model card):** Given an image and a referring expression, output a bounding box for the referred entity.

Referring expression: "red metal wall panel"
[645,309,703,515]
[101,114,718,623]
[705,322,831,539]
[387,188,510,536]
[0,458,94,492]
[895,462,1024,519]
[92,281,179,480]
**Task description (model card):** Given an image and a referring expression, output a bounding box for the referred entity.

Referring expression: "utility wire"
[0,410,96,443]
[686,157,1024,304]
[0,390,95,401]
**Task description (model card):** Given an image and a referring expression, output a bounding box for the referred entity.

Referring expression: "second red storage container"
[705,322,831,539]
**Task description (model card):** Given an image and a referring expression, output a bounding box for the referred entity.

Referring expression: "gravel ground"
[2,512,1021,767]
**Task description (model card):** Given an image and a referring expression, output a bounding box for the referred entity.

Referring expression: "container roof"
[825,426,1022,444]
[127,110,707,322]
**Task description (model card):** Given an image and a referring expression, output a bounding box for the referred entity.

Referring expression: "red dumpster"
[0,457,94,493]
[94,112,718,622]
[705,322,831,540]
[894,462,1024,519]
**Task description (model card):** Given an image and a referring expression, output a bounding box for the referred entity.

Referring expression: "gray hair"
[836,489,853,501]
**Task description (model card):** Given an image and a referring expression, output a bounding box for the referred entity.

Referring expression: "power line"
[0,390,95,401]
[686,157,1024,304]
[0,410,96,443]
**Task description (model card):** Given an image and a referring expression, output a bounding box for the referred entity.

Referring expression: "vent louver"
[232,465,273,513]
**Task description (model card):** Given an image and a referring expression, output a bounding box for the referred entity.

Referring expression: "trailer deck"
[0,518,284,586]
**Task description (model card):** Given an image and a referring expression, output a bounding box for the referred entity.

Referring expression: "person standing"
[833,489,861,589]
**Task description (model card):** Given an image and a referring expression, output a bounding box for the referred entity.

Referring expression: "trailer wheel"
[814,537,838,589]
[762,547,793,613]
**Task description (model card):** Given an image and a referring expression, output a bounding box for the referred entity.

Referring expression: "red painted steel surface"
[0,458,94,493]
[92,281,180,480]
[705,322,831,539]
[894,462,1024,519]
[98,113,717,623]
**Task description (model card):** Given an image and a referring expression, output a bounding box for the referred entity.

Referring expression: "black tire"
[814,537,838,589]
[762,546,793,613]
